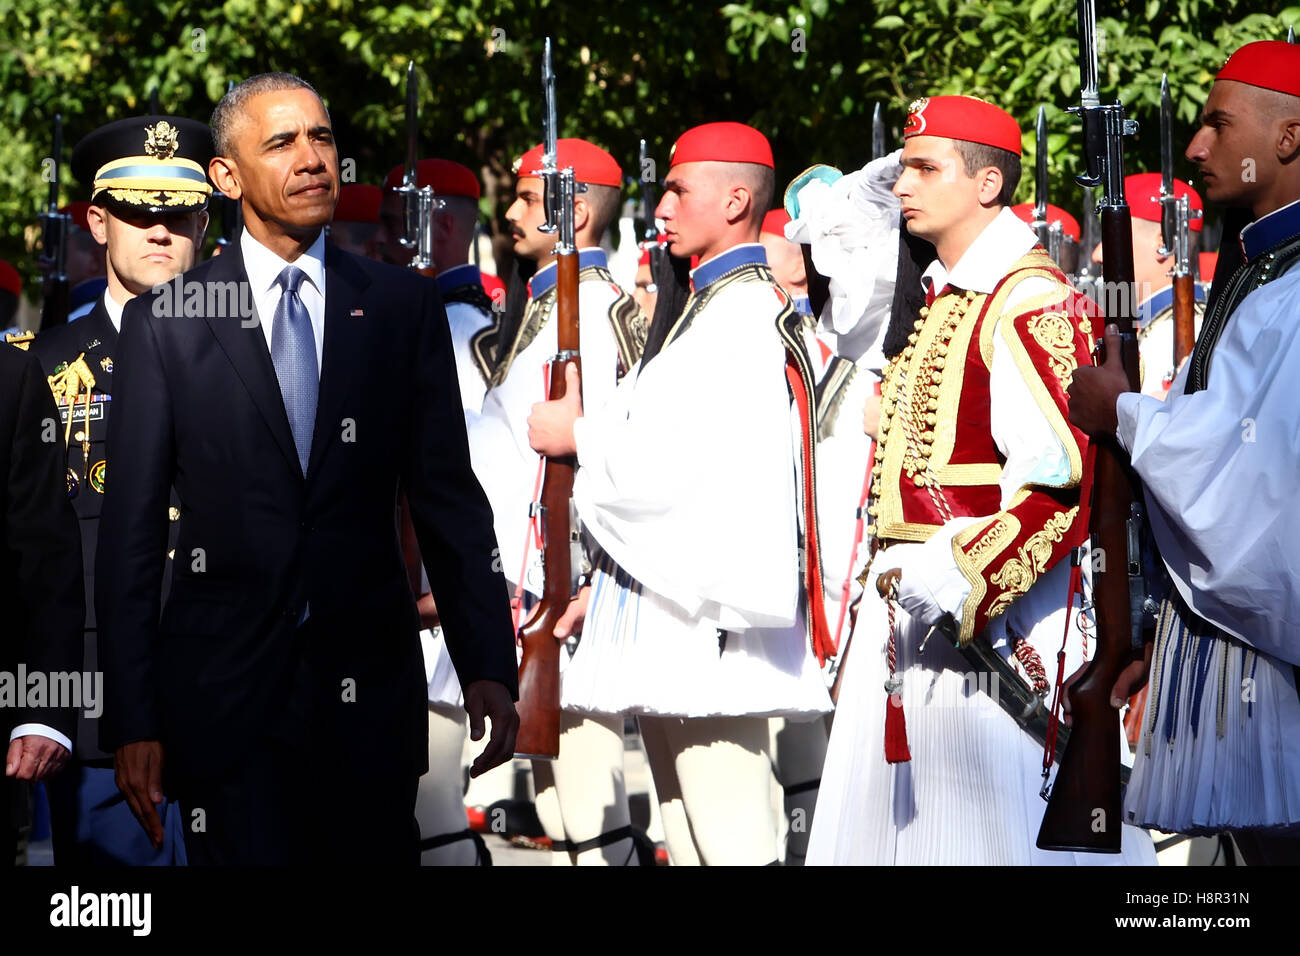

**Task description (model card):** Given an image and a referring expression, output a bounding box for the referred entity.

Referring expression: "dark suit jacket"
[95,241,517,789]
[0,345,83,745]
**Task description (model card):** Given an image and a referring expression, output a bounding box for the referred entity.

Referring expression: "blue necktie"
[270,265,318,475]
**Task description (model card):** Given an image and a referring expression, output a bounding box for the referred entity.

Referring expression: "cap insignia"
[144,120,180,161]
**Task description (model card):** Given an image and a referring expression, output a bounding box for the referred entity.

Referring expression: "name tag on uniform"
[57,397,109,424]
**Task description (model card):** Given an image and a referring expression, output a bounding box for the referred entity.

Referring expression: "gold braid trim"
[986,506,1078,621]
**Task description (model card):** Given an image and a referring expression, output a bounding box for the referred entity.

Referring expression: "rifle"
[1036,0,1142,854]
[1158,74,1201,368]
[396,60,438,277]
[513,37,581,759]
[38,114,71,331]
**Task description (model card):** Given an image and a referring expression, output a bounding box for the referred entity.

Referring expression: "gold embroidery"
[1027,310,1079,388]
[987,507,1078,619]
[105,187,206,208]
[964,519,1011,567]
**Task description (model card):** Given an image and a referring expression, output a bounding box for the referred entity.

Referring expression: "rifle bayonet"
[534,38,580,250]
[396,61,438,272]
[871,102,886,161]
[638,137,658,243]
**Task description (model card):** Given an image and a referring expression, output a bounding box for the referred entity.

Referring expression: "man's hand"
[5,735,70,783]
[862,390,882,440]
[872,544,945,629]
[527,363,583,457]
[875,567,901,599]
[464,680,519,778]
[115,741,166,850]
[1067,325,1132,437]
[554,585,590,640]
[1060,640,1153,728]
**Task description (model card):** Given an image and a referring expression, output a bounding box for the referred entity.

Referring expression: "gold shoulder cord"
[49,353,97,482]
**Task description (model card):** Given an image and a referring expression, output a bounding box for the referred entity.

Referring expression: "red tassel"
[884,691,911,763]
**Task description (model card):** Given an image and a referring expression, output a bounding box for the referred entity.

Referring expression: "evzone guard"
[527,122,834,865]
[804,95,1156,864]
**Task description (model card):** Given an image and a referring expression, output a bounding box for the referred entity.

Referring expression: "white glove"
[785,150,904,351]
[872,543,947,630]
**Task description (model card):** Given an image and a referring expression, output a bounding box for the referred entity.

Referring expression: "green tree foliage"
[0,0,1295,294]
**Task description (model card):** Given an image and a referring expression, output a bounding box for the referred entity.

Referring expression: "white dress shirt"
[240,228,327,378]
[104,288,126,333]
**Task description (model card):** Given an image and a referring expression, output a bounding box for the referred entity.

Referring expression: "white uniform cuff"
[1116,391,1144,453]
[8,724,72,753]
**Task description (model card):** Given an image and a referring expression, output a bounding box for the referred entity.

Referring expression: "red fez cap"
[383,159,482,199]
[1198,251,1219,280]
[904,95,1022,155]
[761,208,792,238]
[514,139,622,188]
[1124,172,1203,232]
[670,122,774,168]
[1216,41,1300,98]
[1009,202,1081,241]
[333,184,382,224]
[480,271,506,300]
[61,201,91,232]
[0,259,21,297]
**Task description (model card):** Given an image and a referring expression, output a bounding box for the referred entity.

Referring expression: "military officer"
[29,114,213,865]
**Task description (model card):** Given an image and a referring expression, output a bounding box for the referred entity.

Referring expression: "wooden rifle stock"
[513,252,581,759]
[1037,207,1142,852]
[1171,273,1196,367]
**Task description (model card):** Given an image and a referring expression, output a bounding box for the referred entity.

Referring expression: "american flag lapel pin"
[350,308,364,316]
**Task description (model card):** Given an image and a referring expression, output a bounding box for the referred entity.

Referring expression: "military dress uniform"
[805,96,1156,865]
[1115,44,1300,858]
[30,114,213,865]
[467,140,650,866]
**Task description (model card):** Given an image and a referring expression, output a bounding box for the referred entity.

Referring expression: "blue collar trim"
[528,248,607,298]
[1241,198,1300,261]
[690,243,767,291]
[436,263,481,295]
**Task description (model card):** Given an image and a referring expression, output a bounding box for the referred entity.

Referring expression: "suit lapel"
[200,244,302,478]
[306,246,372,480]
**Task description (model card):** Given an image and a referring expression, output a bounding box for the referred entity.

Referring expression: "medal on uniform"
[66,467,79,499]
[101,356,114,373]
